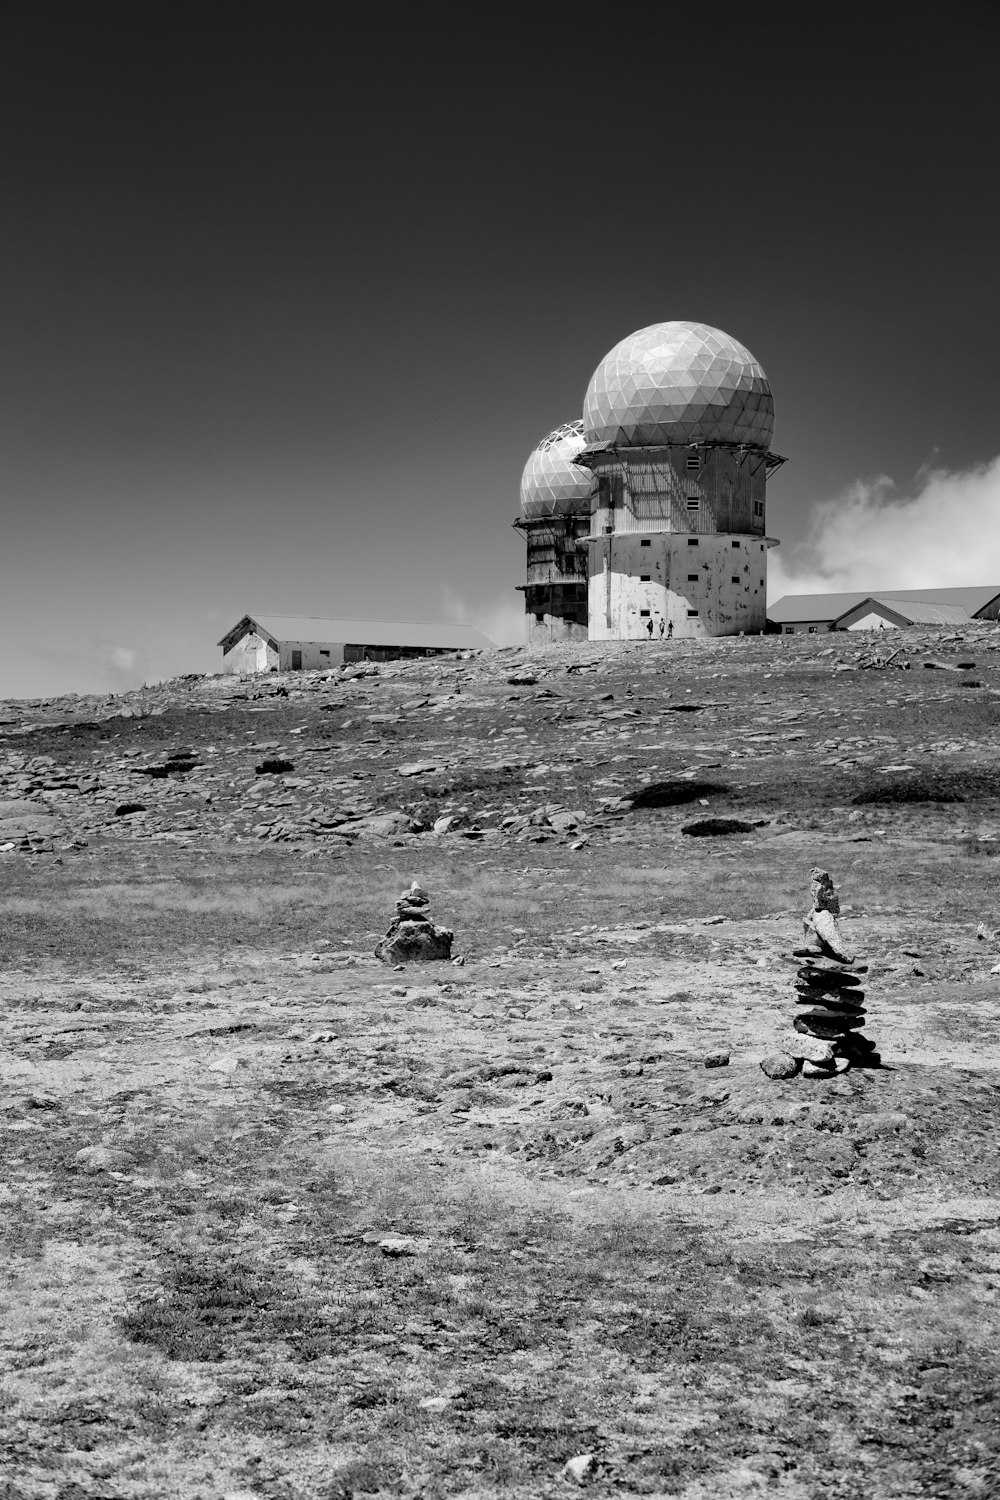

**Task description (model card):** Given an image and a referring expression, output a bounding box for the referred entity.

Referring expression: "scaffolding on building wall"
[582,442,785,537]
[512,515,589,582]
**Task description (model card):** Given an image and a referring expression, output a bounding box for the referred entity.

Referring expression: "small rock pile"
[763,869,880,1079]
[375,880,454,964]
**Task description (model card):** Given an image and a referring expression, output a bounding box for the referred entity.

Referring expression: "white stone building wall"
[587,533,769,639]
[221,632,280,674]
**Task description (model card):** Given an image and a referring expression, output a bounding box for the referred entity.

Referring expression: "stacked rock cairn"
[764,869,880,1079]
[375,880,454,964]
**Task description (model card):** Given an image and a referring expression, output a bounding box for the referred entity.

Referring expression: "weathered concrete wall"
[275,641,345,671]
[522,579,587,646]
[845,612,897,631]
[587,533,769,639]
[526,610,588,646]
[221,632,279,674]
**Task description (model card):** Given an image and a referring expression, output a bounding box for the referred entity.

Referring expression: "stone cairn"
[375,880,454,964]
[762,869,880,1079]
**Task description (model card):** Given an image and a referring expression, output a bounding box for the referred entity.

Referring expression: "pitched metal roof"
[768,592,870,623]
[768,585,1000,623]
[220,614,495,650]
[836,598,973,626]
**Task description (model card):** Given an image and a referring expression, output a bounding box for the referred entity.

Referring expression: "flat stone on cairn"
[762,868,881,1080]
[375,880,454,963]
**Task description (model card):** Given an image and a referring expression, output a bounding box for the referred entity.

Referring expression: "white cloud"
[769,455,1000,599]
[440,585,524,648]
[96,642,149,690]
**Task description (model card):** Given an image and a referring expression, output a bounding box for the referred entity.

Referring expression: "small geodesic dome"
[520,419,597,520]
[583,321,774,449]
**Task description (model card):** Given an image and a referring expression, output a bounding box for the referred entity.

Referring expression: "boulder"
[346,811,418,839]
[804,908,854,963]
[796,963,863,987]
[75,1145,136,1174]
[563,1454,596,1485]
[794,1009,865,1031]
[802,1057,850,1077]
[788,1033,835,1064]
[548,810,585,834]
[760,1052,799,1079]
[796,995,866,1018]
[376,919,453,964]
[809,868,841,914]
[0,798,64,839]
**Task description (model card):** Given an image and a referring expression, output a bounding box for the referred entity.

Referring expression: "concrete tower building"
[515,420,595,645]
[575,322,785,640]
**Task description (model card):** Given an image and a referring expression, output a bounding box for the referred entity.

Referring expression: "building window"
[291,650,302,670]
[640,573,651,582]
[687,609,699,617]
[686,497,700,511]
[687,573,698,582]
[808,626,817,634]
[784,627,794,634]
[639,609,651,618]
[686,454,701,471]
[732,539,740,549]
[319,649,330,659]
[754,501,764,518]
[640,538,651,547]
[731,576,740,584]
[534,613,544,623]
[687,538,698,546]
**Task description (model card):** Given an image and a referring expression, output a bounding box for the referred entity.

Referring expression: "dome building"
[575,321,785,639]
[514,420,595,644]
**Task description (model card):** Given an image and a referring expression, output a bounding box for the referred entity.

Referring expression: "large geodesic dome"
[520,419,597,520]
[583,321,774,449]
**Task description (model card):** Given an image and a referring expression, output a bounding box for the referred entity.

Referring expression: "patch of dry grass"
[5,1121,1000,1498]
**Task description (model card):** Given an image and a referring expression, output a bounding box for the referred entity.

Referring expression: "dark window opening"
[687,609,699,617]
[291,650,302,670]
[319,649,330,658]
[640,573,651,582]
[784,627,794,634]
[808,626,817,634]
[732,540,740,548]
[686,454,701,471]
[687,573,699,582]
[731,576,740,584]
[687,538,699,546]
[640,539,651,547]
[639,609,651,618]
[686,497,700,510]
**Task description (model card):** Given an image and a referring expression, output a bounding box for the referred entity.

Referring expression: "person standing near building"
[646,617,654,639]
[658,617,666,639]
[666,620,673,639]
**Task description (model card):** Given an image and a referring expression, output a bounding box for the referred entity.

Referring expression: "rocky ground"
[2,628,1000,1498]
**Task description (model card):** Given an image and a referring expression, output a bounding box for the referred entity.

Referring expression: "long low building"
[219,614,494,673]
[768,585,1000,634]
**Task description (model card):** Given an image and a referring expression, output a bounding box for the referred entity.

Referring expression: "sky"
[1,1,998,698]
